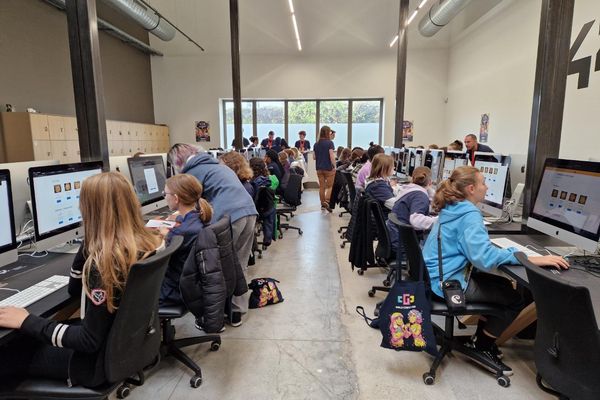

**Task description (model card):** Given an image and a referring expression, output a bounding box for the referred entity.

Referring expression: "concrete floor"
[126,190,552,400]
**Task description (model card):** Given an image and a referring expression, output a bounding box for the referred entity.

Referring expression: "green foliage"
[289,102,316,123]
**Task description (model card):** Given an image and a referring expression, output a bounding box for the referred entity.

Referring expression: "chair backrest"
[254,185,275,215]
[519,254,600,400]
[391,215,427,284]
[207,215,242,297]
[341,171,357,205]
[104,236,183,383]
[282,173,302,206]
[369,199,392,261]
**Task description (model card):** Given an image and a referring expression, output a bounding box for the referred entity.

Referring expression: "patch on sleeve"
[90,288,107,306]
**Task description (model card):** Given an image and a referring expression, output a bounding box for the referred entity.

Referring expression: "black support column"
[523,0,574,220]
[229,0,243,150]
[393,0,409,148]
[65,0,109,170]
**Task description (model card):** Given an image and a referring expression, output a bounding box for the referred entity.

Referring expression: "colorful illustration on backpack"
[258,281,280,307]
[389,309,426,349]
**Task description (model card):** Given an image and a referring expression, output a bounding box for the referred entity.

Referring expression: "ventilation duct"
[102,0,176,41]
[418,0,473,37]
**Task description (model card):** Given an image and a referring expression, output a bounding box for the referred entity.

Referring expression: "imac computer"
[424,149,444,186]
[0,170,18,267]
[528,158,600,254]
[111,153,167,184]
[29,161,103,252]
[127,155,168,214]
[442,151,468,180]
[473,153,511,218]
[0,160,59,235]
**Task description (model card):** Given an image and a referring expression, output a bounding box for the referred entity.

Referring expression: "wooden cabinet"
[0,112,170,163]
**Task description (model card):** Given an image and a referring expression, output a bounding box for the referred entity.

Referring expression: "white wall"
[151,49,449,150]
[445,0,600,164]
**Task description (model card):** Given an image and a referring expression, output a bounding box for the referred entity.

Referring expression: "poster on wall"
[479,113,489,143]
[402,120,414,142]
[195,121,210,142]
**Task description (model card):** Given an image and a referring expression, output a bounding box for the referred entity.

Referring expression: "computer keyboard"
[0,275,69,308]
[490,237,542,257]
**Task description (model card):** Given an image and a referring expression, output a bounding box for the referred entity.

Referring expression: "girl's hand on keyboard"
[528,255,570,270]
[0,306,30,329]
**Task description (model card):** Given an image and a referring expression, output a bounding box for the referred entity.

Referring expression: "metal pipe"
[101,0,176,41]
[418,0,473,37]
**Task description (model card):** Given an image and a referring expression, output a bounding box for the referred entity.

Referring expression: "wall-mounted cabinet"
[0,112,170,163]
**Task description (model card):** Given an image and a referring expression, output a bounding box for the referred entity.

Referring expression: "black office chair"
[277,173,303,238]
[517,253,600,400]
[338,171,356,234]
[394,221,511,387]
[159,219,233,389]
[367,200,398,295]
[0,236,183,400]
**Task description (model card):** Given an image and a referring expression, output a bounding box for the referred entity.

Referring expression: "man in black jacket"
[464,134,494,165]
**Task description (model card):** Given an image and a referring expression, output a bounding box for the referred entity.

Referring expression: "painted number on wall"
[569,20,600,89]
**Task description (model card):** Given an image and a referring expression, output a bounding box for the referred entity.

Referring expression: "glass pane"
[288,101,317,144]
[319,100,349,148]
[352,100,381,149]
[225,101,253,148]
[256,101,284,143]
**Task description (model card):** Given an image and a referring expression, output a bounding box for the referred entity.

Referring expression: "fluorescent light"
[417,0,428,9]
[407,10,418,25]
[389,35,399,47]
[290,4,302,52]
[288,0,294,14]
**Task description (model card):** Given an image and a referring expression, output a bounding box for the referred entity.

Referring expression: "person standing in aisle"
[313,125,336,212]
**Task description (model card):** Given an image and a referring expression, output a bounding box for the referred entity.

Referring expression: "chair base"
[161,319,221,388]
[279,224,303,238]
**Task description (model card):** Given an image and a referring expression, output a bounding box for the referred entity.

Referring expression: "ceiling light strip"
[288,0,302,51]
[389,0,429,47]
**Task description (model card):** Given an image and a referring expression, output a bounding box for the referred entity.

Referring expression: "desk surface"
[494,233,600,324]
[486,221,523,234]
[0,252,76,344]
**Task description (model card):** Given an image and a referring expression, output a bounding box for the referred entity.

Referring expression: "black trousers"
[464,270,527,337]
[0,335,71,383]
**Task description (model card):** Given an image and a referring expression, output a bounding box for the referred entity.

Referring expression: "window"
[221,98,382,149]
[288,101,316,144]
[224,101,252,147]
[256,101,284,142]
[352,100,381,149]
[320,100,349,148]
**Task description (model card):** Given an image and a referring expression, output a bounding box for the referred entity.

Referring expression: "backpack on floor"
[248,278,284,308]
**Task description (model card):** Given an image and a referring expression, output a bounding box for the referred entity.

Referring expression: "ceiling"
[145,0,503,56]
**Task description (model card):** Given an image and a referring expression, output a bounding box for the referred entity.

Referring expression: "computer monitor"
[127,155,167,214]
[473,153,511,218]
[424,149,444,185]
[528,158,600,253]
[29,161,103,251]
[442,150,468,180]
[111,153,167,184]
[0,170,18,268]
[0,160,60,236]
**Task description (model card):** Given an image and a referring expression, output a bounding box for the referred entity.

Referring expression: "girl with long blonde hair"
[0,172,163,387]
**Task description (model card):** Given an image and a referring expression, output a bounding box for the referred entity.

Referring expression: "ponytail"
[197,198,213,224]
[433,166,479,212]
[412,166,431,187]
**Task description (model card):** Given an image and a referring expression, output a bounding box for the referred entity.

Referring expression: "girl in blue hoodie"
[422,166,568,375]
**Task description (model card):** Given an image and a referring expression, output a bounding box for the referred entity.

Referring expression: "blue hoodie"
[182,153,257,224]
[422,200,519,297]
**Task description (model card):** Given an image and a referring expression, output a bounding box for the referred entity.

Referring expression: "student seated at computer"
[356,144,385,190]
[220,151,254,197]
[249,158,276,247]
[158,174,213,313]
[422,166,569,375]
[264,149,284,182]
[0,172,163,387]
[386,166,437,255]
[364,154,395,215]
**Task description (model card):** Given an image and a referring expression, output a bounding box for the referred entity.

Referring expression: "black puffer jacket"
[180,216,247,333]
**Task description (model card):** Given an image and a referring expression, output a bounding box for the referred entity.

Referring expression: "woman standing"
[0,172,163,387]
[313,125,336,212]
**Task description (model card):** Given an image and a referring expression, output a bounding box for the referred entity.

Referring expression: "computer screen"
[127,155,167,210]
[442,151,468,180]
[29,161,103,245]
[0,170,17,267]
[528,158,600,252]
[424,149,444,185]
[474,153,511,217]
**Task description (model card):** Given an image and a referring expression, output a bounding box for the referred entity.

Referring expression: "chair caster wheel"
[383,279,391,287]
[116,384,131,399]
[340,243,345,248]
[339,212,344,217]
[299,230,303,235]
[357,269,364,276]
[258,254,262,259]
[368,289,375,297]
[210,341,221,351]
[497,376,510,387]
[190,374,202,388]
[423,372,435,385]
[338,227,342,233]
